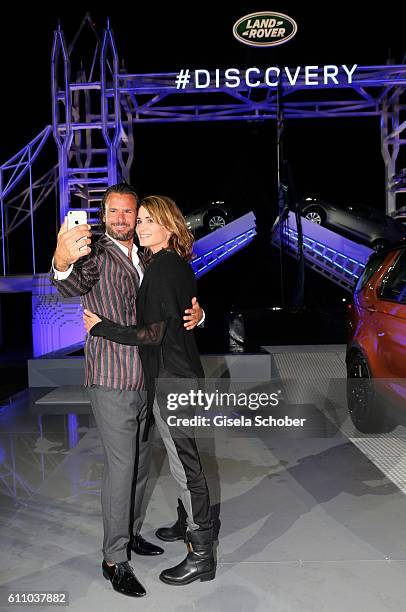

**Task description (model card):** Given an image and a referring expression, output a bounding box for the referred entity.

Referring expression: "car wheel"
[205,212,227,232]
[346,351,384,433]
[371,239,389,251]
[304,206,326,225]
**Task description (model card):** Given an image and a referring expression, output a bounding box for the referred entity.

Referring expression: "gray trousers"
[88,385,152,563]
[153,372,211,532]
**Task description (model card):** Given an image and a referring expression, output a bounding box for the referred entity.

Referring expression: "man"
[52,182,203,597]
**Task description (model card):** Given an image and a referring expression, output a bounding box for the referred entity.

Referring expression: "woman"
[83,195,215,586]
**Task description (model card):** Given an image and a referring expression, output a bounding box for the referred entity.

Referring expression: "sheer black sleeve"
[90,316,167,346]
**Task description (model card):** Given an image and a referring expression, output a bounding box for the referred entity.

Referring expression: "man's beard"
[106,223,135,242]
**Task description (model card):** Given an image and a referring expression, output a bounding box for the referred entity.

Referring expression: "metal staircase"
[51,16,133,225]
[271,212,373,292]
[1,14,405,279]
[192,212,257,278]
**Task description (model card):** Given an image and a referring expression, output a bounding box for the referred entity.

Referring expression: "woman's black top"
[90,248,204,439]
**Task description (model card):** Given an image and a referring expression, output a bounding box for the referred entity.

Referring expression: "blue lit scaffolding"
[271,212,373,292]
[0,14,405,277]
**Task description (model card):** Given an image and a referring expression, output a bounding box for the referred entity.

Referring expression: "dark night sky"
[2,3,404,180]
[1,3,405,347]
[2,3,404,201]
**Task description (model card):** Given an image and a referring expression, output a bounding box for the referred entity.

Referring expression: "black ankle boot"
[155,499,187,542]
[159,527,216,586]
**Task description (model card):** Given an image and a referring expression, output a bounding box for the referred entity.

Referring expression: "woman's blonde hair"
[139,195,194,261]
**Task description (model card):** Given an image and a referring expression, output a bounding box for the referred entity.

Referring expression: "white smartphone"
[67,210,88,230]
[67,211,89,252]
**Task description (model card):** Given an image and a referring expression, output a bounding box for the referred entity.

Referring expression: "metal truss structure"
[192,213,257,278]
[0,15,405,276]
[271,212,373,292]
[0,127,56,274]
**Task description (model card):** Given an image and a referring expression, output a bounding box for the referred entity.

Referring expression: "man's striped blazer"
[51,234,145,390]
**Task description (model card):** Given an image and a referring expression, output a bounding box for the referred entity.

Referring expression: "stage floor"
[1,348,406,611]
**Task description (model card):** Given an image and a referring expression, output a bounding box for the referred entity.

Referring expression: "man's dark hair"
[99,181,139,229]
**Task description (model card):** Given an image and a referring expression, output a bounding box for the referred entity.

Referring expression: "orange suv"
[346,242,406,432]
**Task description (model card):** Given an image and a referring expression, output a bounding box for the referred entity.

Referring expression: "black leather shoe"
[130,534,164,556]
[159,528,216,586]
[102,560,146,597]
[156,499,187,542]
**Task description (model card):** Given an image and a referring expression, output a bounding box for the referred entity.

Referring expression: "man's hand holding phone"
[53,215,92,272]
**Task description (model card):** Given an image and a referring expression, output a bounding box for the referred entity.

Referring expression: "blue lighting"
[285,227,365,277]
[191,213,257,278]
[68,414,79,449]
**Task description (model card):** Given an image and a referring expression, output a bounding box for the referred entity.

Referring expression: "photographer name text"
[167,415,306,428]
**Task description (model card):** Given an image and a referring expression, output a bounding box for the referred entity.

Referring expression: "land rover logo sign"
[233,12,298,48]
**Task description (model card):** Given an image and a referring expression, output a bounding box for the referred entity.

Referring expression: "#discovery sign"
[173,12,358,90]
[174,65,358,89]
[233,12,298,47]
